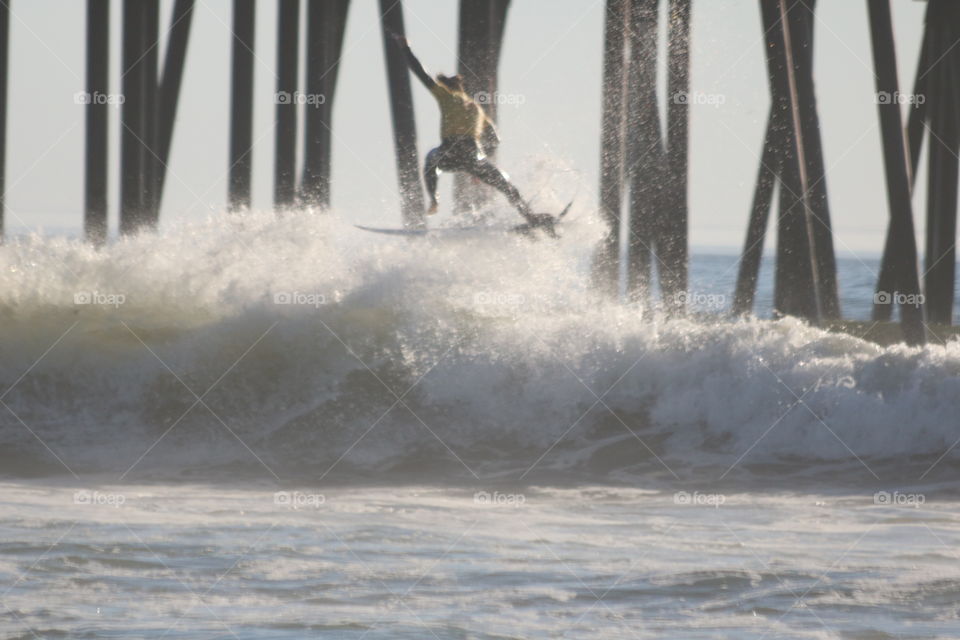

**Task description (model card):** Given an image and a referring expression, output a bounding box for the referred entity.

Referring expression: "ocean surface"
[1,205,959,638]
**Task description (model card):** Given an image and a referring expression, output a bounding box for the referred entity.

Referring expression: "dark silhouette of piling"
[141,1,160,223]
[117,0,192,235]
[274,0,299,209]
[228,0,255,211]
[379,0,425,229]
[155,0,195,207]
[302,0,350,208]
[772,0,823,323]
[594,0,630,297]
[922,0,960,325]
[790,0,839,319]
[0,1,6,240]
[735,0,838,325]
[733,110,780,315]
[880,0,960,326]
[619,0,690,316]
[120,0,150,234]
[662,0,691,315]
[867,0,925,345]
[624,0,662,311]
[84,0,109,245]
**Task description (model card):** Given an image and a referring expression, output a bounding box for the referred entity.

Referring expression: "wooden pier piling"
[923,1,960,325]
[379,0,425,229]
[866,0,925,345]
[228,0,256,212]
[0,1,6,240]
[662,0,691,315]
[84,0,109,244]
[593,0,630,298]
[155,0,195,210]
[120,0,148,234]
[624,0,662,311]
[733,110,781,315]
[734,0,838,324]
[274,0,299,209]
[302,0,349,208]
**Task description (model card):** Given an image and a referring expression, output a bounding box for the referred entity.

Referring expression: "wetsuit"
[399,43,532,219]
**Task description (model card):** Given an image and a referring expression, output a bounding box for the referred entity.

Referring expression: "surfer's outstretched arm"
[390,32,436,90]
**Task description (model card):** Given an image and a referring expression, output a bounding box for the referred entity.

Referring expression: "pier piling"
[302,0,350,208]
[274,0,299,209]
[228,0,256,211]
[84,0,109,244]
[867,0,925,345]
[594,0,630,298]
[379,0,425,229]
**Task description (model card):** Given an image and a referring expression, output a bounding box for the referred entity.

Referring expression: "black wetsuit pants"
[424,136,530,217]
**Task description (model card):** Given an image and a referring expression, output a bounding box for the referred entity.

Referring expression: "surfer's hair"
[437,74,464,92]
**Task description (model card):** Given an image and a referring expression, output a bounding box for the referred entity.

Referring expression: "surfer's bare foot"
[427,202,439,215]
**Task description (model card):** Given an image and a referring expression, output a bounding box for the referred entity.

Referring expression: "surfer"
[390,32,547,228]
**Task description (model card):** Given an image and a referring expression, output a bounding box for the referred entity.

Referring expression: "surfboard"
[355,201,573,239]
[353,225,495,237]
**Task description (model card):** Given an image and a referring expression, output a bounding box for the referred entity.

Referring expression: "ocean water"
[1,204,959,638]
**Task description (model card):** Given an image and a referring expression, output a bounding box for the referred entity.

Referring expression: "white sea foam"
[0,206,958,481]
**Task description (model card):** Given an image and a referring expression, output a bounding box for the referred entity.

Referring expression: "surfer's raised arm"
[389,31,436,91]
[385,30,563,232]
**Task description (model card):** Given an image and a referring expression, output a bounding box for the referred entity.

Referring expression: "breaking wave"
[1,202,959,484]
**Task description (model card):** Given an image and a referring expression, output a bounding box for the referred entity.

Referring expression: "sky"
[2,0,933,254]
